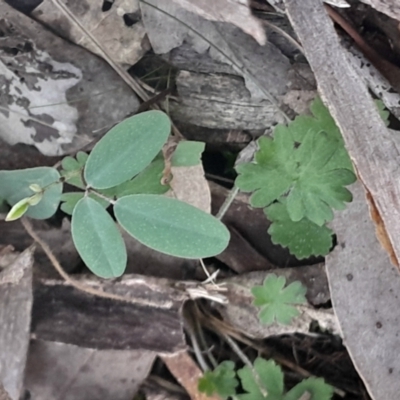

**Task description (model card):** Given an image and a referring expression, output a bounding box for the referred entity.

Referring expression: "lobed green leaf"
[265,202,333,259]
[284,378,334,400]
[236,127,355,226]
[198,361,238,399]
[292,97,353,171]
[237,358,284,400]
[251,274,307,325]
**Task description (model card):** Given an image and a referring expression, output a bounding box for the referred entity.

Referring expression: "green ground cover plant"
[0,110,230,278]
[1,97,386,398]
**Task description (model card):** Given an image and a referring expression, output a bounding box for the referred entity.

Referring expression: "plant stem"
[222,334,269,398]
[216,186,239,220]
[87,188,116,205]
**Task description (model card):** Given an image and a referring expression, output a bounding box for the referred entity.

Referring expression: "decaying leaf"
[25,341,156,400]
[32,0,149,66]
[140,1,291,101]
[161,351,222,400]
[326,181,400,399]
[0,1,139,156]
[167,0,266,45]
[358,0,400,21]
[167,141,211,213]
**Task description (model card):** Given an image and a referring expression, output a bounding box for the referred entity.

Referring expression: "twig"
[200,310,346,397]
[184,312,211,372]
[222,333,253,368]
[259,18,305,55]
[222,333,268,398]
[50,0,184,139]
[20,217,163,307]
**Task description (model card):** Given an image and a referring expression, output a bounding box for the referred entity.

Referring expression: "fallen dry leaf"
[165,140,211,213]
[25,341,156,400]
[161,351,222,400]
[0,1,139,156]
[168,0,266,45]
[326,181,400,399]
[32,0,149,66]
[169,165,211,213]
[358,0,400,21]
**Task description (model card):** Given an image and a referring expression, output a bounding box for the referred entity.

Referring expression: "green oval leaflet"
[114,194,230,259]
[84,111,171,189]
[72,197,127,278]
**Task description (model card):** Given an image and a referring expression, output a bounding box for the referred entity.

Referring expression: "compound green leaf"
[60,192,110,215]
[235,135,297,208]
[251,274,307,325]
[60,152,88,189]
[114,194,230,258]
[76,151,89,165]
[286,129,355,225]
[72,197,127,278]
[107,156,169,198]
[172,141,205,166]
[237,358,284,400]
[0,167,62,219]
[236,126,355,225]
[265,202,333,259]
[289,97,353,171]
[85,111,170,189]
[284,378,333,400]
[198,361,238,399]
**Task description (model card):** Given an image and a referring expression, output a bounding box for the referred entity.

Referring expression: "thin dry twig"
[20,217,161,306]
[50,0,184,139]
[199,309,346,397]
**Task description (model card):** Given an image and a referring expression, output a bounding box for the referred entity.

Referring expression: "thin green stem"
[222,334,269,398]
[216,186,239,220]
[87,188,116,205]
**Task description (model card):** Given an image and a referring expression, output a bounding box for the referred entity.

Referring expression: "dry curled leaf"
[168,0,266,45]
[166,141,211,213]
[33,0,149,66]
[161,351,222,400]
